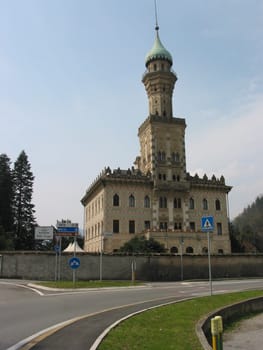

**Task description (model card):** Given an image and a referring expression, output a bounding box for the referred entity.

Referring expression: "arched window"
[178,198,181,208]
[215,199,221,211]
[189,197,195,209]
[159,197,167,208]
[159,222,167,230]
[170,246,178,254]
[203,198,208,210]
[218,249,224,254]
[113,194,119,206]
[174,197,181,209]
[129,194,135,207]
[144,195,150,208]
[161,151,166,161]
[202,247,208,254]
[172,152,180,162]
[174,222,182,230]
[186,246,194,254]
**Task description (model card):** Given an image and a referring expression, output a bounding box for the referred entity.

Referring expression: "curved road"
[1,279,263,350]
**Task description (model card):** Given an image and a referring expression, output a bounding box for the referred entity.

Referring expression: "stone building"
[81,26,232,254]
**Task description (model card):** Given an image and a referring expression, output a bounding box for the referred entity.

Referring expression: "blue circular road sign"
[69,257,80,269]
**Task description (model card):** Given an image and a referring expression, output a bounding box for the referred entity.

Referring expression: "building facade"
[81,26,232,254]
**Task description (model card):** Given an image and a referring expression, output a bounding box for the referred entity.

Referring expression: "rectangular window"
[144,221,150,230]
[217,223,222,235]
[190,222,196,231]
[129,220,135,234]
[159,222,168,230]
[113,220,119,233]
[174,222,182,230]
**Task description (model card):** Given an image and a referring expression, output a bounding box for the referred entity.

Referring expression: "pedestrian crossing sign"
[201,216,214,232]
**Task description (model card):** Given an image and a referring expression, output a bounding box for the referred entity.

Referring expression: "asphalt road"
[1,279,263,350]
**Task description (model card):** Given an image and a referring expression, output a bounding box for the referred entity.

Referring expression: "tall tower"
[135,25,189,231]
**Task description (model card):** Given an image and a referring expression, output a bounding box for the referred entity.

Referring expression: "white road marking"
[0,281,44,296]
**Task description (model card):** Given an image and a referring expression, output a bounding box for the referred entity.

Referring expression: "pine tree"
[13,150,36,250]
[0,154,14,244]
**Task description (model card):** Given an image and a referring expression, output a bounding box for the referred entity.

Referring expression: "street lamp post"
[99,233,103,282]
[180,237,184,281]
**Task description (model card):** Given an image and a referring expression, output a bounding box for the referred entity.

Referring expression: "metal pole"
[207,231,212,296]
[99,234,103,281]
[55,251,58,281]
[180,238,184,281]
[73,235,76,286]
[58,237,62,281]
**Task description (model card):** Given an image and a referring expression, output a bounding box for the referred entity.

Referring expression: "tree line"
[0,151,36,250]
[230,195,263,253]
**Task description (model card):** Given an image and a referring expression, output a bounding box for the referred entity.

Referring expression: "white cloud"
[187,94,263,218]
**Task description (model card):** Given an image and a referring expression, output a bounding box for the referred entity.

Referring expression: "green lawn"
[37,280,142,289]
[98,290,263,350]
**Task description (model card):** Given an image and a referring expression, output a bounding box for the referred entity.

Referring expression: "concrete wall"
[0,252,263,281]
[197,297,263,350]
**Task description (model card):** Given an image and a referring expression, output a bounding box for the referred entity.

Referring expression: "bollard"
[214,316,223,350]
[211,317,219,350]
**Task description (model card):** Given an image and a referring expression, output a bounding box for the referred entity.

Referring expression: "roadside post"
[211,316,223,350]
[99,232,112,281]
[69,256,80,287]
[201,216,214,296]
[211,317,219,350]
[214,316,223,350]
[131,258,136,283]
[54,242,60,281]
[0,255,2,277]
[34,226,56,280]
[180,237,184,281]
[56,220,79,284]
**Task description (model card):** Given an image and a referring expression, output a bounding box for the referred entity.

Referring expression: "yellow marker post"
[214,316,223,350]
[211,317,219,350]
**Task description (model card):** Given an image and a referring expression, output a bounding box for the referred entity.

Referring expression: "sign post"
[69,256,80,287]
[201,216,214,296]
[180,237,184,281]
[99,232,112,281]
[56,220,79,283]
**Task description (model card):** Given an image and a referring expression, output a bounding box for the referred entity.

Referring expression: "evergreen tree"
[232,195,263,252]
[13,150,36,250]
[0,154,14,233]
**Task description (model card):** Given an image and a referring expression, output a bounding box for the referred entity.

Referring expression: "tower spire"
[154,0,159,31]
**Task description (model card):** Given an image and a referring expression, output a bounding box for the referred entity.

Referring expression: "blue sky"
[1,0,263,227]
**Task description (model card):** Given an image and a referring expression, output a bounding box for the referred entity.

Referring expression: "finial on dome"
[154,0,159,31]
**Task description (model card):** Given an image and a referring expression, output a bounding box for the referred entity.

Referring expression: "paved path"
[224,313,263,350]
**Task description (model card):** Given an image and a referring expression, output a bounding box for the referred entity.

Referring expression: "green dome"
[145,30,173,67]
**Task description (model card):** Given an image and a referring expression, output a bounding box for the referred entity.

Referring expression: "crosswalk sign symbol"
[201,216,214,232]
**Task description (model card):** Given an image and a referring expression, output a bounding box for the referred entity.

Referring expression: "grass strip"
[37,280,142,289]
[98,290,263,350]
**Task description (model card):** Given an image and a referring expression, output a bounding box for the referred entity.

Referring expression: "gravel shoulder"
[224,313,263,350]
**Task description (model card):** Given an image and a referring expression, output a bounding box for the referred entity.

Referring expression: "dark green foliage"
[0,225,14,250]
[13,150,36,250]
[232,195,263,252]
[0,154,14,233]
[119,235,165,253]
[229,222,244,253]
